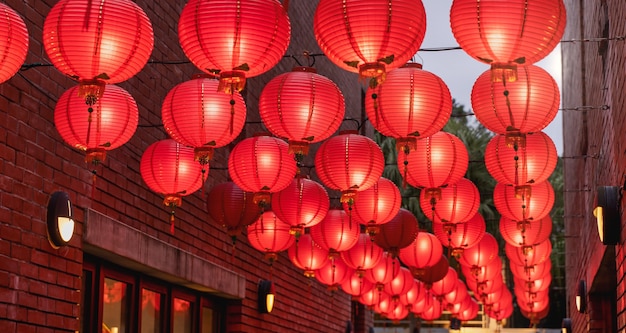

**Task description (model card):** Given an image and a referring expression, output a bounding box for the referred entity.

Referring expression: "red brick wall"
[0,1,371,332]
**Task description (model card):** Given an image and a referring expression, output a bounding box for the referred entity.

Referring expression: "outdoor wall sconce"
[561,318,572,333]
[258,280,275,314]
[47,191,74,248]
[575,280,587,313]
[593,186,621,245]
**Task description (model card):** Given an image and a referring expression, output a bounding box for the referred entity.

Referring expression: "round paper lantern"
[384,303,410,322]
[399,232,443,275]
[485,132,557,186]
[314,0,427,83]
[448,295,473,316]
[430,267,458,297]
[341,233,384,274]
[466,273,504,296]
[458,233,500,268]
[494,181,555,222]
[259,67,345,156]
[161,76,246,164]
[373,208,419,258]
[272,177,329,236]
[206,182,259,241]
[0,3,28,84]
[314,131,384,203]
[510,260,552,280]
[365,64,452,146]
[247,211,295,262]
[399,279,427,308]
[344,177,401,235]
[462,257,503,283]
[505,239,552,267]
[412,294,437,316]
[514,274,552,293]
[178,0,290,92]
[314,258,353,290]
[450,0,566,81]
[415,255,449,286]
[444,280,469,305]
[140,139,203,232]
[500,215,553,248]
[364,253,401,290]
[228,134,297,206]
[457,299,479,321]
[420,298,443,321]
[521,305,550,324]
[288,234,329,277]
[43,0,153,103]
[310,208,360,257]
[471,65,560,135]
[361,289,390,308]
[55,84,138,164]
[486,288,513,313]
[433,212,486,257]
[420,178,481,224]
[384,267,415,297]
[341,271,374,298]
[398,132,467,190]
[486,301,514,322]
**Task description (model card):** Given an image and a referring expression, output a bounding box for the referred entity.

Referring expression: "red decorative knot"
[343,177,402,236]
[259,67,345,157]
[451,0,566,81]
[433,212,486,258]
[414,255,449,286]
[340,272,374,299]
[314,258,353,290]
[206,182,259,242]
[340,233,384,275]
[505,239,552,267]
[363,253,401,290]
[314,0,427,84]
[471,65,560,134]
[458,233,500,268]
[272,177,330,237]
[419,178,481,224]
[287,234,329,278]
[0,3,28,84]
[493,181,555,222]
[310,208,360,257]
[247,211,295,262]
[365,64,452,144]
[178,0,291,92]
[500,215,553,248]
[373,208,419,258]
[398,232,443,273]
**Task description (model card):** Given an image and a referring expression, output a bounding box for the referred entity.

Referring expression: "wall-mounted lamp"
[258,280,275,314]
[47,191,74,248]
[576,280,587,313]
[593,186,621,245]
[561,318,572,333]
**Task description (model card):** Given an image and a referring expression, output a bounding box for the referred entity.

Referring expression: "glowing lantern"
[420,178,480,224]
[385,303,410,322]
[399,280,427,309]
[462,257,503,284]
[314,258,353,291]
[505,239,552,267]
[399,232,443,275]
[458,233,500,269]
[433,212,486,257]
[341,273,374,299]
[344,177,402,236]
[457,299,479,321]
[444,280,469,305]
[510,260,552,281]
[140,139,203,232]
[364,253,401,290]
[206,182,259,242]
[483,288,505,306]
[247,211,295,262]
[493,181,555,222]
[415,255,449,286]
[420,299,443,321]
[412,294,437,316]
[500,215,553,248]
[514,274,552,293]
[373,208,419,258]
[488,288,513,314]
[341,233,384,275]
[360,289,389,308]
[466,273,504,296]
[314,0,427,84]
[450,0,566,81]
[430,267,458,297]
[485,132,557,186]
[449,295,473,316]
[384,267,415,297]
[314,131,384,204]
[0,3,28,84]
[161,76,246,165]
[486,299,514,322]
[272,177,329,236]
[288,234,329,277]
[259,67,345,157]
[178,0,291,92]
[310,208,360,257]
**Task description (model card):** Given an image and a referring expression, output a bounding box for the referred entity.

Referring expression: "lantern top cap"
[292,66,317,73]
[403,63,423,69]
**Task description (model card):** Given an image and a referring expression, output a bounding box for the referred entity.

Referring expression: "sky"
[418,1,564,155]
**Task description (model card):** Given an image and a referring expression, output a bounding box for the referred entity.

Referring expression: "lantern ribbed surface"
[43,0,154,83]
[384,303,409,321]
[340,233,384,272]
[515,287,549,307]
[411,294,438,316]
[399,280,426,307]
[420,298,443,321]
[178,0,290,79]
[483,288,504,306]
[162,77,246,150]
[466,273,504,296]
[341,272,374,297]
[360,289,389,307]
[444,279,469,305]
[384,267,415,297]
[399,131,468,189]
[344,177,401,227]
[365,64,452,140]
[227,135,297,195]
[55,84,138,153]
[246,211,295,256]
[314,259,353,289]
[433,212,486,254]
[140,139,203,198]
[415,255,449,285]
[259,67,345,152]
[287,234,329,276]
[364,253,401,286]
[0,3,28,84]
[505,239,552,266]
[450,0,566,67]
[313,0,426,78]
[399,232,443,270]
[373,208,419,257]
[430,267,458,296]
[310,208,360,254]
[485,132,558,186]
[493,181,555,221]
[486,293,514,320]
[314,132,384,197]
[206,181,259,236]
[500,215,553,248]
[458,233,499,268]
[462,257,503,283]
[471,65,560,134]
[272,177,329,231]
[419,178,481,224]
[510,260,552,280]
[514,274,552,293]
[457,299,479,321]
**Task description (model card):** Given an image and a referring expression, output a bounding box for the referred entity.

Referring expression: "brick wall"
[0,0,371,332]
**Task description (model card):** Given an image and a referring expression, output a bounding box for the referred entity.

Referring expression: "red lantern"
[500,215,553,248]
[259,67,345,156]
[415,255,449,286]
[365,64,452,147]
[314,0,427,83]
[314,131,384,203]
[360,289,389,308]
[505,239,552,267]
[341,233,384,274]
[384,267,415,297]
[466,273,504,296]
[314,258,353,290]
[462,257,503,283]
[55,84,138,164]
[483,288,505,306]
[247,211,295,262]
[448,294,473,316]
[488,288,513,314]
[444,280,469,305]
[494,181,555,222]
[273,177,329,236]
[399,279,427,309]
[521,305,550,324]
[0,3,28,84]
[397,132,467,190]
[457,299,479,321]
[206,182,259,242]
[514,274,552,293]
[510,260,552,281]
[161,76,246,164]
[399,232,443,275]
[228,134,297,206]
[373,208,419,258]
[140,139,204,232]
[310,208,360,257]
[178,0,290,92]
[458,233,500,268]
[433,212,486,257]
[485,132,557,186]
[430,267,458,297]
[364,253,401,290]
[486,300,514,322]
[341,271,374,298]
[420,178,481,224]
[450,0,566,81]
[344,177,402,236]
[420,298,443,321]
[288,234,329,277]
[384,303,410,322]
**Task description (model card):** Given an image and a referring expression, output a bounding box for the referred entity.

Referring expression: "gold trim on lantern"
[194,146,214,164]
[163,194,183,208]
[288,140,310,156]
[78,79,106,104]
[85,148,107,164]
[514,185,532,199]
[218,71,246,93]
[396,137,417,154]
[505,131,526,149]
[359,62,386,84]
[490,63,518,82]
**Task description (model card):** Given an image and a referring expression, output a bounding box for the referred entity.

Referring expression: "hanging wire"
[559,105,610,111]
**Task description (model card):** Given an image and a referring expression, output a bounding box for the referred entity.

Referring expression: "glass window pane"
[141,289,162,333]
[201,307,214,333]
[102,278,129,333]
[173,298,192,333]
